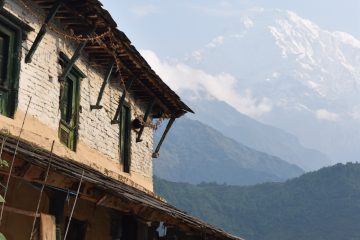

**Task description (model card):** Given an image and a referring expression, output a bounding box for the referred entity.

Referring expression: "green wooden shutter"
[59,72,80,151]
[0,22,16,117]
[0,34,7,116]
[0,12,24,119]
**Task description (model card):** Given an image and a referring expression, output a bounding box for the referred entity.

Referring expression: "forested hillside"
[155,163,360,240]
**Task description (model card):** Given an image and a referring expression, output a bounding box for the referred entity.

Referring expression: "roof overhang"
[24,0,193,118]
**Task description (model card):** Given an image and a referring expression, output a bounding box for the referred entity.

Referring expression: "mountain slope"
[186,98,330,171]
[154,117,303,185]
[155,163,360,240]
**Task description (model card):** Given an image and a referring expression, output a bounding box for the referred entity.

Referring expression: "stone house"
[0,0,241,239]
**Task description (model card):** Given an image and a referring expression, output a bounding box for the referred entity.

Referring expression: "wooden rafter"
[25,0,62,63]
[152,117,176,158]
[111,76,135,124]
[136,98,156,142]
[90,59,115,110]
[59,25,96,81]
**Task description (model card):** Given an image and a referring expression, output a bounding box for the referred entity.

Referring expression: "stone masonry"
[2,0,155,191]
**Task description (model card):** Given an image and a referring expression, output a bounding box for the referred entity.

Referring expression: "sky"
[100,1,360,163]
[101,0,360,60]
[100,0,360,118]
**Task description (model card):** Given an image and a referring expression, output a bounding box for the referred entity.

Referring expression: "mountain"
[183,9,360,164]
[154,117,303,185]
[186,98,330,171]
[155,162,360,240]
[142,8,360,165]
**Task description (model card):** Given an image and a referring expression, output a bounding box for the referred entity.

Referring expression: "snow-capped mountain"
[142,8,360,165]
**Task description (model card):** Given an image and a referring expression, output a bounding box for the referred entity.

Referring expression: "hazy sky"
[101,0,360,58]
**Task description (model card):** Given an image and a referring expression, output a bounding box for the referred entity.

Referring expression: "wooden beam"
[90,37,172,115]
[3,205,40,218]
[111,76,135,124]
[16,161,31,177]
[131,74,170,114]
[96,194,108,206]
[136,98,156,142]
[59,25,96,81]
[25,0,62,63]
[152,117,176,158]
[90,60,115,110]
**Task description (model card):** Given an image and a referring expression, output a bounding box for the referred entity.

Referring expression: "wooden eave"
[29,0,193,118]
[0,135,242,240]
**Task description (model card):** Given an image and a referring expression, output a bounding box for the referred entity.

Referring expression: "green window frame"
[119,104,131,173]
[58,54,85,151]
[0,12,22,118]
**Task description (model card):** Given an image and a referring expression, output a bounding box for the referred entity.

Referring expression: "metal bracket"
[25,0,62,63]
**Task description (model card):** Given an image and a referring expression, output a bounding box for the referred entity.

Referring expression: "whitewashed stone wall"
[3,0,154,180]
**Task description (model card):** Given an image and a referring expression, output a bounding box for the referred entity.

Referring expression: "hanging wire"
[29,140,55,240]
[0,96,32,225]
[63,170,85,240]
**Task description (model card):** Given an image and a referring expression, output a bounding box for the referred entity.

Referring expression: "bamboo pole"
[63,170,84,240]
[0,97,32,225]
[29,140,55,240]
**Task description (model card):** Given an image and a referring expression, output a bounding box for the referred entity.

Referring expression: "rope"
[29,140,55,240]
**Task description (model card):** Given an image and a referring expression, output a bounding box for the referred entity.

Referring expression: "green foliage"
[0,159,8,168]
[155,163,360,240]
[0,233,6,240]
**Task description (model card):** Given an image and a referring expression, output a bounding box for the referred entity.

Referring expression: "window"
[0,12,22,118]
[58,54,84,151]
[119,105,131,172]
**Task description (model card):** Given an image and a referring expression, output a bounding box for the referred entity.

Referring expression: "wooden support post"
[111,76,135,124]
[25,0,62,63]
[136,98,156,142]
[152,117,176,158]
[90,60,115,110]
[59,26,96,81]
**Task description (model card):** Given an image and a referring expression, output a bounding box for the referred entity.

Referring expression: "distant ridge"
[154,117,303,185]
[186,98,331,171]
[155,163,360,240]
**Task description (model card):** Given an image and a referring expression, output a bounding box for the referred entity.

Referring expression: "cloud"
[316,109,339,122]
[242,16,254,29]
[349,107,360,120]
[188,35,225,63]
[141,50,272,117]
[206,36,225,48]
[129,4,159,17]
